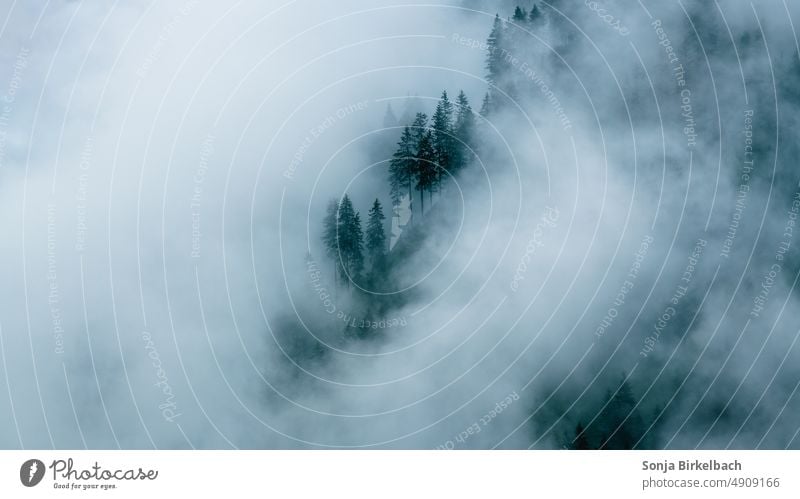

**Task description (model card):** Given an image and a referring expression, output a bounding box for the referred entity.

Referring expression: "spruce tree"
[513,6,527,22]
[453,90,475,171]
[321,199,341,285]
[528,5,542,25]
[598,375,644,450]
[410,112,428,147]
[409,113,429,216]
[389,126,416,211]
[486,15,507,88]
[415,130,436,214]
[431,90,454,190]
[365,199,387,270]
[351,211,364,278]
[336,195,364,285]
[479,92,492,117]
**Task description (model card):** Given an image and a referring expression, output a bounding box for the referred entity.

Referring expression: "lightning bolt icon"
[28,461,37,484]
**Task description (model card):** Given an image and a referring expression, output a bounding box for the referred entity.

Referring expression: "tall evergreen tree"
[479,92,492,117]
[336,195,364,285]
[365,199,387,270]
[486,15,507,88]
[322,199,339,259]
[415,130,436,214]
[597,375,644,450]
[410,112,428,147]
[351,211,364,278]
[453,90,475,171]
[321,199,341,286]
[431,90,454,190]
[389,126,416,211]
[513,6,527,22]
[528,4,542,25]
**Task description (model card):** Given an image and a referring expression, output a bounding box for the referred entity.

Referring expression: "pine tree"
[528,4,542,25]
[365,199,387,270]
[598,375,644,450]
[389,126,416,210]
[322,199,339,259]
[321,199,341,285]
[479,92,492,117]
[486,15,507,88]
[513,6,527,22]
[431,90,454,190]
[351,211,364,278]
[410,112,428,147]
[453,90,475,171]
[409,113,429,216]
[336,195,364,285]
[415,130,436,214]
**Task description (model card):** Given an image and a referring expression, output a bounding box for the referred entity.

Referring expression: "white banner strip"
[1,451,798,498]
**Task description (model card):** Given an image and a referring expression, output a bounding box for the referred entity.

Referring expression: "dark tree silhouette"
[513,6,527,22]
[389,126,417,214]
[596,375,645,450]
[336,195,364,285]
[453,90,475,171]
[486,14,507,89]
[528,4,542,25]
[431,90,454,191]
[480,92,492,117]
[366,198,387,270]
[321,199,341,285]
[415,130,436,214]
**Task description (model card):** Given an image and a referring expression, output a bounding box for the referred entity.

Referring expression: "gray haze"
[0,0,798,449]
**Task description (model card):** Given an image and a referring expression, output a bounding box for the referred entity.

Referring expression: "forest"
[313,4,653,449]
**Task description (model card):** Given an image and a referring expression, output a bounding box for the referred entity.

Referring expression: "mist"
[0,0,798,450]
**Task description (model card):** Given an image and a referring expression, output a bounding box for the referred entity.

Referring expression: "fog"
[0,0,798,449]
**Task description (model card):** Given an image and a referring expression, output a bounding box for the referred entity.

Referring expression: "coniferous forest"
[305,3,800,450]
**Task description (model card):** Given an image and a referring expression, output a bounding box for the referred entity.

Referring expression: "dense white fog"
[0,0,799,449]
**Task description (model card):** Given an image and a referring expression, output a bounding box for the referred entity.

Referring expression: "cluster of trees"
[322,196,387,287]
[388,90,477,218]
[569,376,652,450]
[485,4,546,106]
[319,5,548,286]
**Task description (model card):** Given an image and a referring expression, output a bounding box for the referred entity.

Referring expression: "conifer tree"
[410,112,428,147]
[513,6,527,22]
[486,15,507,88]
[365,199,387,270]
[528,4,542,25]
[431,90,454,190]
[321,199,341,286]
[453,90,475,171]
[389,126,416,210]
[479,92,492,117]
[351,211,364,278]
[415,130,436,214]
[597,375,644,450]
[335,195,364,285]
[322,199,339,258]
